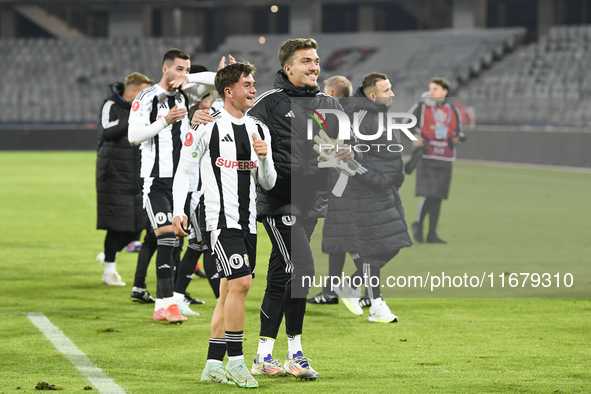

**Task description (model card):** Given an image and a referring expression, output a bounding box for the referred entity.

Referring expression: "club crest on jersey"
[132,101,140,112]
[229,254,244,270]
[185,132,193,146]
[215,158,258,171]
[155,212,167,225]
[282,215,296,226]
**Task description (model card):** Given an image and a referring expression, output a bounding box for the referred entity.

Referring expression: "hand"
[217,54,237,71]
[451,136,462,145]
[313,130,366,176]
[191,109,214,125]
[334,144,354,162]
[172,216,189,237]
[252,133,267,156]
[164,104,187,125]
[168,75,189,90]
[412,134,424,148]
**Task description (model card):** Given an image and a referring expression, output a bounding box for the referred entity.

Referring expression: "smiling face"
[284,48,320,88]
[225,73,256,113]
[367,79,395,107]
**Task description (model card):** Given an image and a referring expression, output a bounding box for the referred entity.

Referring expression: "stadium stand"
[0,28,523,124]
[0,36,202,124]
[461,25,591,126]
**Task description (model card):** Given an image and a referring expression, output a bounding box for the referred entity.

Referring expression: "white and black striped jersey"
[173,107,277,234]
[128,82,212,179]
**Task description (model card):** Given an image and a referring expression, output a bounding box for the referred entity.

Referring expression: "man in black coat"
[408,78,466,244]
[96,72,153,286]
[334,73,413,323]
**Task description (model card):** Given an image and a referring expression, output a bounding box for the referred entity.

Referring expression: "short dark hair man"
[172,62,276,388]
[128,48,218,323]
[408,77,466,244]
[248,38,353,380]
[333,72,413,322]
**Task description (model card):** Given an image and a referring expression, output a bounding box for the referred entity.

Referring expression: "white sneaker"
[175,297,200,316]
[368,298,398,323]
[102,271,126,286]
[96,252,105,265]
[333,284,363,316]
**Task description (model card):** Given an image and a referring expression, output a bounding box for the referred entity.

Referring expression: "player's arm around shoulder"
[127,88,168,146]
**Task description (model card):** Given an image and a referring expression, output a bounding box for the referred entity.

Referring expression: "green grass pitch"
[0,151,590,393]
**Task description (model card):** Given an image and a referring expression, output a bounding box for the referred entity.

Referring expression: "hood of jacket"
[108,82,131,109]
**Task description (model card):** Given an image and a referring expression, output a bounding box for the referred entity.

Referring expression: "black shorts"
[142,178,174,230]
[205,228,256,280]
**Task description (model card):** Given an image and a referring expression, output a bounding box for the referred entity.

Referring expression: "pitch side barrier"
[289,97,591,298]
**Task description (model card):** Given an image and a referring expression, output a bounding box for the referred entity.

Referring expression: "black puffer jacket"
[96,83,147,232]
[249,71,343,219]
[321,98,361,254]
[343,87,413,258]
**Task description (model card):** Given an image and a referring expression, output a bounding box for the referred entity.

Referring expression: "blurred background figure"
[408,78,466,244]
[96,72,154,286]
[308,75,357,305]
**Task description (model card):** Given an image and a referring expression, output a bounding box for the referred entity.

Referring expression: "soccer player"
[96,72,153,287]
[190,38,354,380]
[172,62,276,388]
[408,77,466,244]
[247,39,352,379]
[128,48,217,323]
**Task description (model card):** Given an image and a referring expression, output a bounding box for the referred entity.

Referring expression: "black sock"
[428,198,442,235]
[203,252,220,299]
[225,331,244,358]
[325,253,346,294]
[284,279,307,336]
[172,238,182,283]
[155,233,175,299]
[134,230,157,289]
[104,230,137,262]
[174,247,201,293]
[207,338,226,362]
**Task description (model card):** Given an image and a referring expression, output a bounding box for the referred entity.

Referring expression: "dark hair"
[430,77,450,91]
[362,72,388,93]
[278,38,318,66]
[190,64,209,73]
[215,62,256,99]
[162,48,190,65]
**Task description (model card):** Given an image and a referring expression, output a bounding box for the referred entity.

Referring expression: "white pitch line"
[27,313,126,394]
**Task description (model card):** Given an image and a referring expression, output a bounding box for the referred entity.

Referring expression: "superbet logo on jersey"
[215,158,258,171]
[184,132,193,146]
[132,101,140,112]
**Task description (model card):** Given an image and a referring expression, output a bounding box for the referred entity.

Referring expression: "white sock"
[103,262,116,275]
[173,292,185,302]
[287,335,302,359]
[132,286,145,293]
[155,298,164,311]
[256,338,275,362]
[228,355,244,361]
[163,296,175,308]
